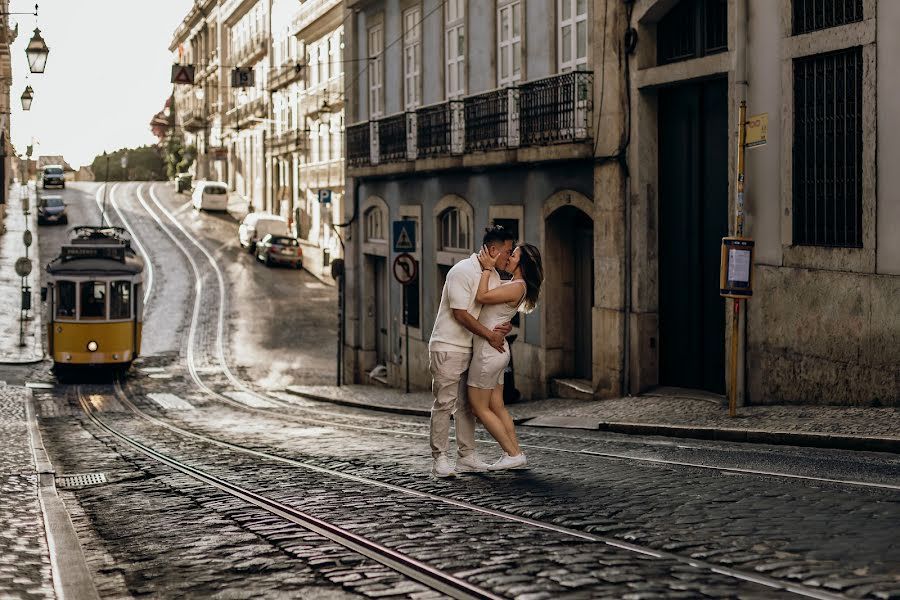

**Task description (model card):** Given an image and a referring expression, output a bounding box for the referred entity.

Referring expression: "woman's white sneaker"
[488,452,527,470]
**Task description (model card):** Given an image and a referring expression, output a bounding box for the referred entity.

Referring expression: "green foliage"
[163,136,196,180]
[91,146,166,182]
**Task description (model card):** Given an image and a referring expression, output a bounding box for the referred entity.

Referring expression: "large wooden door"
[658,79,728,394]
[373,256,389,364]
[573,223,594,378]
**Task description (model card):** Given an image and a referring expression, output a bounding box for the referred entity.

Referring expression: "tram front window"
[110,281,131,319]
[56,281,75,318]
[80,281,107,319]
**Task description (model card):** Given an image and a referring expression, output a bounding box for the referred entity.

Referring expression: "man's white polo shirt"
[429,254,500,353]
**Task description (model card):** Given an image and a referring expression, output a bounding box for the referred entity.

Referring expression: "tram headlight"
[87,341,98,352]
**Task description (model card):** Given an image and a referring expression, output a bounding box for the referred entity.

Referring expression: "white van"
[191,181,229,211]
[239,212,290,251]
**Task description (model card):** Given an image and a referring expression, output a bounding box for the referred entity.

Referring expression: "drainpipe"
[735,0,749,405]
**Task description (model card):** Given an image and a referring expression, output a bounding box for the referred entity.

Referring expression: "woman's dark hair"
[515,243,544,313]
[482,224,516,248]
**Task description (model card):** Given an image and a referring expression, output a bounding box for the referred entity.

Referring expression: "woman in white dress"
[468,243,544,470]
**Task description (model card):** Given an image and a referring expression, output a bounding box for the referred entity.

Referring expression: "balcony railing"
[378,113,407,163]
[232,33,267,68]
[347,122,370,167]
[519,71,593,146]
[292,0,341,35]
[464,88,518,153]
[182,107,206,131]
[347,70,592,169]
[225,96,267,129]
[270,61,305,91]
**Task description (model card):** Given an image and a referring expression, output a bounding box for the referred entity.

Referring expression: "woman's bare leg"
[488,386,521,455]
[467,386,517,455]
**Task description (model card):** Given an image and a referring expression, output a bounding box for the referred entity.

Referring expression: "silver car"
[255,234,303,268]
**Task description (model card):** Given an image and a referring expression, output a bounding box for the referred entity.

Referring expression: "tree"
[91,146,166,182]
[162,136,196,180]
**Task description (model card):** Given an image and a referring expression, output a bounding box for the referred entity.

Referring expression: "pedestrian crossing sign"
[393,220,416,253]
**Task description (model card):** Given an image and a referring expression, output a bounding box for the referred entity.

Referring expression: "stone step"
[550,378,593,401]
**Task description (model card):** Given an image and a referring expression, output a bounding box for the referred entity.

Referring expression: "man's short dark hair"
[482,224,516,247]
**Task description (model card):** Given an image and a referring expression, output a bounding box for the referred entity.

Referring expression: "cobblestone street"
[0,181,898,599]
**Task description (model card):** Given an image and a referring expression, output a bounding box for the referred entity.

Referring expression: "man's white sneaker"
[488,452,527,471]
[455,454,491,473]
[431,455,457,478]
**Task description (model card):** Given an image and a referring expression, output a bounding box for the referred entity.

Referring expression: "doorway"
[545,205,594,380]
[657,78,728,394]
[365,254,389,365]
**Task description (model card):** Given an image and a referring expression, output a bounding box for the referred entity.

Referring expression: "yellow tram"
[44,226,145,374]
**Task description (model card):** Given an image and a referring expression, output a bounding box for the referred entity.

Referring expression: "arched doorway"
[544,204,594,383]
[361,199,389,368]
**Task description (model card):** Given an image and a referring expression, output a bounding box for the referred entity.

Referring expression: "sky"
[9,0,194,167]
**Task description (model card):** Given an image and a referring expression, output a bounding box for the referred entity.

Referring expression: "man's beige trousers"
[429,350,477,459]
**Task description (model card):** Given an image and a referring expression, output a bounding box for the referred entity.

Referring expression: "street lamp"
[20,86,34,111]
[25,28,49,74]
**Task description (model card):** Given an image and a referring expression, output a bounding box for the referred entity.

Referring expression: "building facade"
[0,0,14,232]
[342,0,900,407]
[170,0,345,278]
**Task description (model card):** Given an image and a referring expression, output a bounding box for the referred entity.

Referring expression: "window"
[110,281,132,320]
[439,208,471,252]
[403,6,422,109]
[368,25,384,118]
[56,281,75,319]
[365,207,386,242]
[558,0,587,72]
[792,47,863,247]
[497,0,521,87]
[657,0,727,66]
[446,0,466,99]
[80,281,107,319]
[793,0,863,36]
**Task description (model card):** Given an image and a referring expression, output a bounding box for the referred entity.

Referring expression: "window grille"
[793,0,863,35]
[657,0,728,65]
[365,208,385,242]
[792,47,862,248]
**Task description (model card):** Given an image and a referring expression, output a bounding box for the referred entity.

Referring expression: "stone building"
[0,0,13,232]
[342,0,900,407]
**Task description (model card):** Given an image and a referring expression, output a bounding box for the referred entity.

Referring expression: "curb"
[24,388,100,600]
[283,388,900,455]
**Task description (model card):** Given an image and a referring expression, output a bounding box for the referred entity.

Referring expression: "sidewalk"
[0,184,44,363]
[285,384,900,454]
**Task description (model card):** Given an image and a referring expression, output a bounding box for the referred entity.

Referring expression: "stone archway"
[542,191,594,386]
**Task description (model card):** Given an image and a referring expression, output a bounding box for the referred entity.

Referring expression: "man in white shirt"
[429,226,516,477]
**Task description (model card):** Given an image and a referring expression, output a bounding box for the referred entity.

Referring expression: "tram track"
[74,382,845,600]
[114,181,900,494]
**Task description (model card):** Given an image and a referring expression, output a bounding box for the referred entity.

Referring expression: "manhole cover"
[56,473,107,488]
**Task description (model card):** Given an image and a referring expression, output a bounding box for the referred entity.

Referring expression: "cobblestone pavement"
[285,384,900,441]
[0,384,54,600]
[15,181,900,599]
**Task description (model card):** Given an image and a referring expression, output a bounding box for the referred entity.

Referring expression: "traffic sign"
[23,230,32,248]
[171,64,196,85]
[231,67,255,88]
[14,257,32,277]
[393,220,416,253]
[318,189,332,203]
[393,253,418,285]
[745,113,768,148]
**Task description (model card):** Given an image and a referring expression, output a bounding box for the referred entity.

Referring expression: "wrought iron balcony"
[232,33,267,68]
[292,0,341,35]
[182,107,206,132]
[519,71,593,146]
[346,122,370,167]
[415,101,464,158]
[378,113,407,163]
[270,61,305,92]
[225,96,267,129]
[464,88,517,153]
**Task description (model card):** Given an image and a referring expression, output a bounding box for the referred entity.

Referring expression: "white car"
[191,181,229,211]
[238,212,290,251]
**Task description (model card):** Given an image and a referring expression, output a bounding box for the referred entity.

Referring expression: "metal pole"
[18,276,25,347]
[729,100,748,417]
[336,273,343,387]
[101,154,110,226]
[404,285,410,394]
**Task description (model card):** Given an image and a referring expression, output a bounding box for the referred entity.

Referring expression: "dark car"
[37,195,67,225]
[41,165,65,189]
[255,234,302,268]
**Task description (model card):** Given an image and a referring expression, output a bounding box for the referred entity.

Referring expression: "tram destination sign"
[62,244,126,262]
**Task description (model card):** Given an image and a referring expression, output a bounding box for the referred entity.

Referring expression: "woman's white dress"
[467,280,526,390]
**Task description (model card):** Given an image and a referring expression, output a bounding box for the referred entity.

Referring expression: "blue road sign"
[393,220,416,253]
[318,189,332,203]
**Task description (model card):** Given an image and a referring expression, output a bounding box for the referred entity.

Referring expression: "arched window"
[439,207,471,252]
[365,207,386,242]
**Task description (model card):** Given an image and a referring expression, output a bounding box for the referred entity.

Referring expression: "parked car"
[37,195,67,225]
[191,181,229,211]
[41,165,65,189]
[256,234,303,268]
[175,173,192,193]
[239,212,289,252]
